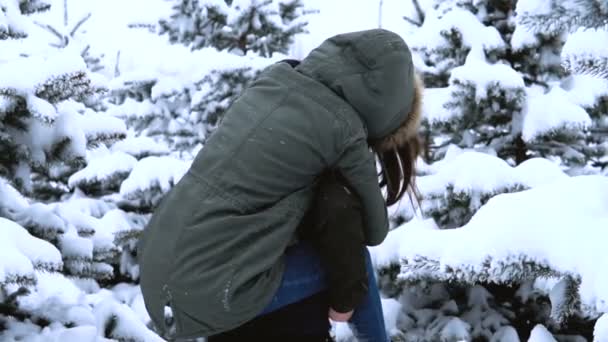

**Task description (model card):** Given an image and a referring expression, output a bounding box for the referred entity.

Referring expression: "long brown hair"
[370,72,425,207]
[372,135,422,206]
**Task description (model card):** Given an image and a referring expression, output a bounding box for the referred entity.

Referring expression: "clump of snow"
[562,27,608,63]
[68,151,137,189]
[0,218,63,286]
[120,156,190,198]
[109,46,281,92]
[390,151,570,228]
[513,158,568,188]
[51,202,100,236]
[371,218,439,269]
[332,322,354,342]
[422,87,455,124]
[411,8,505,52]
[0,178,30,217]
[440,317,471,341]
[529,324,557,342]
[417,151,523,197]
[79,111,127,142]
[111,136,170,159]
[17,271,91,325]
[94,300,164,342]
[395,175,608,315]
[491,326,520,342]
[52,326,99,342]
[596,314,608,342]
[522,86,591,142]
[94,209,142,253]
[0,48,87,93]
[382,298,403,337]
[511,24,540,50]
[515,0,553,16]
[59,190,116,219]
[11,202,66,239]
[561,74,608,108]
[105,98,157,120]
[450,47,525,101]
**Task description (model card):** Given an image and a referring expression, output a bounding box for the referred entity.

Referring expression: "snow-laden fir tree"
[375,150,607,341]
[108,0,312,156]
[369,2,608,340]
[105,44,273,157]
[516,0,608,172]
[0,2,165,340]
[411,0,606,174]
[159,0,312,57]
[518,0,608,79]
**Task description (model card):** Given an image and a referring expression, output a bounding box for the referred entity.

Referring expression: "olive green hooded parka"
[138,28,423,339]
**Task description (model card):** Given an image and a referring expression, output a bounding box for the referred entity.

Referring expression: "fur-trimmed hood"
[296,29,423,142]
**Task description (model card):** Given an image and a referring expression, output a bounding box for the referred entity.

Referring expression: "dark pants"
[208,173,388,342]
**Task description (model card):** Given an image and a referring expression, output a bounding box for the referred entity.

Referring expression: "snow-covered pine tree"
[376,152,606,340]
[0,3,164,339]
[518,0,608,79]
[411,0,606,175]
[370,2,607,340]
[516,0,608,173]
[159,0,311,57]
[109,0,312,156]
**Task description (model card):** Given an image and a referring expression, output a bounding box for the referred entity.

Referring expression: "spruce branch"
[63,0,68,27]
[519,0,608,34]
[70,12,91,37]
[403,0,425,27]
[33,20,67,45]
[562,54,608,79]
[549,275,582,326]
[19,0,51,14]
[0,287,31,321]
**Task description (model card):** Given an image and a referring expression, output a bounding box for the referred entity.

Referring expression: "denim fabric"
[260,241,389,342]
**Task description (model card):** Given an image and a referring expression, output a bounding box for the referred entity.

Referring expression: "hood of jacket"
[295,28,422,141]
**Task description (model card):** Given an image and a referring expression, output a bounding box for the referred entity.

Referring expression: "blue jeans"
[260,241,389,342]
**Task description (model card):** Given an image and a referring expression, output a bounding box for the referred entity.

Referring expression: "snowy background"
[1,0,607,341]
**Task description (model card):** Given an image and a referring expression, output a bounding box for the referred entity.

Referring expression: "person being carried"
[137,28,423,342]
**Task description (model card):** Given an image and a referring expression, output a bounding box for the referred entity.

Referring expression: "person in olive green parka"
[138,28,424,340]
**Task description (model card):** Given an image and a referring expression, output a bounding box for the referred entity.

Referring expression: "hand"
[329,307,353,322]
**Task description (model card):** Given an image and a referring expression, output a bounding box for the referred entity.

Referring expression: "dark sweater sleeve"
[299,172,369,313]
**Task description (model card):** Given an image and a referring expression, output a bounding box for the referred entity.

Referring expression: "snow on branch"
[561,27,608,79]
[68,151,136,194]
[0,218,63,287]
[386,175,608,318]
[119,156,190,211]
[390,150,567,228]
